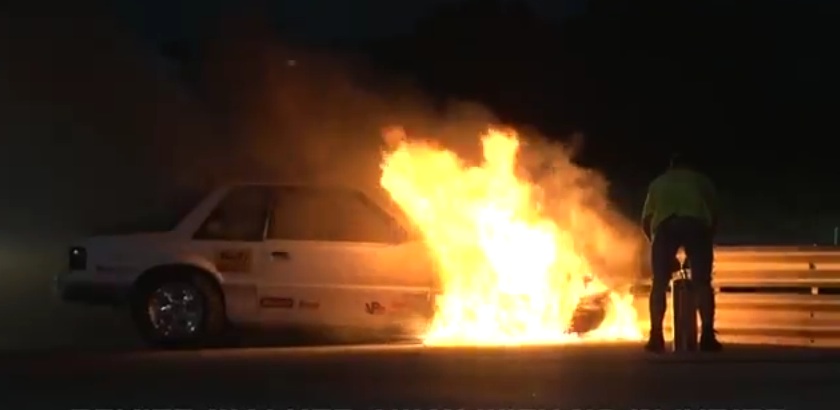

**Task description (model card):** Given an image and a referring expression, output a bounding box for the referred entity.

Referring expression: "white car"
[56,183,441,348]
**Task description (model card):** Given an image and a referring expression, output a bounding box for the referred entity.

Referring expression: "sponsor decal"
[260,297,294,308]
[298,300,320,309]
[215,248,253,273]
[364,301,386,315]
[390,293,435,317]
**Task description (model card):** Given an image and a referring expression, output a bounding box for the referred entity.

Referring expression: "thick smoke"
[0,5,643,349]
[517,135,646,290]
[193,24,496,190]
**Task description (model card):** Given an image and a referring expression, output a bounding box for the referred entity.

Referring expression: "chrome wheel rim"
[147,283,204,339]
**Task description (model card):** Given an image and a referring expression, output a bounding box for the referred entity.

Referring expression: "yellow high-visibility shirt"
[641,168,718,234]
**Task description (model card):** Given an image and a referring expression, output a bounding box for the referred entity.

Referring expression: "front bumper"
[55,271,130,306]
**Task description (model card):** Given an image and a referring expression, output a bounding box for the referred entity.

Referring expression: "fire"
[380,126,642,346]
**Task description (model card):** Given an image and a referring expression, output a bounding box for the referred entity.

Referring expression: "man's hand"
[670,257,683,273]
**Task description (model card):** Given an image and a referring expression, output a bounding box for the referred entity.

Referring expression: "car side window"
[267,187,406,243]
[350,192,409,243]
[267,187,327,242]
[194,186,270,242]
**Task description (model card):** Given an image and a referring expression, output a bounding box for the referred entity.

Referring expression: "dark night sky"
[117,0,587,42]
[1,0,839,245]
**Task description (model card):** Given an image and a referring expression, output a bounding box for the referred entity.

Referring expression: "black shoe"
[699,331,723,352]
[644,332,666,353]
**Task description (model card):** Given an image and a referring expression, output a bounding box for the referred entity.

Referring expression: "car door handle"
[271,251,290,260]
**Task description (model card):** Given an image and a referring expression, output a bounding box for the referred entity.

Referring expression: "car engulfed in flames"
[380,126,643,346]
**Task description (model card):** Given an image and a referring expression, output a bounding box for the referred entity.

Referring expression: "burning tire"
[568,291,610,335]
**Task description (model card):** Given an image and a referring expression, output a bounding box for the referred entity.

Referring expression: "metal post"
[672,269,698,352]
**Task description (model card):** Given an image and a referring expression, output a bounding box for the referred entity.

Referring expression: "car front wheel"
[132,273,226,348]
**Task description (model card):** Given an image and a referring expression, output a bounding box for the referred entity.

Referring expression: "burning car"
[56,181,622,348]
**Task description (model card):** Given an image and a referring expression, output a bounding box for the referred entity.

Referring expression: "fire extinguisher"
[672,261,698,352]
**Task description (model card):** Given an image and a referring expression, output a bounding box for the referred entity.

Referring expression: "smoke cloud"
[0,5,643,349]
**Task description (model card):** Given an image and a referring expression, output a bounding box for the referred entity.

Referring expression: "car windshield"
[94,187,210,235]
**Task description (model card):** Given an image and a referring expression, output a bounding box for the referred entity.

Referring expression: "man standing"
[641,153,723,352]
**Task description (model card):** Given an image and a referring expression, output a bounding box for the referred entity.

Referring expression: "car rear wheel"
[131,273,226,349]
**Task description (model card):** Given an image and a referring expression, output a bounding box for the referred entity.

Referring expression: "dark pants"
[649,215,716,335]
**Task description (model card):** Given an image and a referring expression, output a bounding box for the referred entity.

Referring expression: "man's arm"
[641,186,655,241]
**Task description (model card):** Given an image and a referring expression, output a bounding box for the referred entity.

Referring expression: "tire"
[568,291,609,335]
[131,271,227,349]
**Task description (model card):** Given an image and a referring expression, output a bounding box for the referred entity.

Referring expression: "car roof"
[220,181,359,190]
[208,181,420,235]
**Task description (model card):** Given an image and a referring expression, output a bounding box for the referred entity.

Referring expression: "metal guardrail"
[632,246,840,347]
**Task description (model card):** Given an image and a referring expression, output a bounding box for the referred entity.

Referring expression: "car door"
[259,186,435,330]
[190,185,271,325]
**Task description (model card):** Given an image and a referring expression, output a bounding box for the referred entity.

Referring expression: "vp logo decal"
[364,301,385,315]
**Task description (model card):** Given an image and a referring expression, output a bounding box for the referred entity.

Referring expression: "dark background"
[0,0,838,350]
[2,0,839,246]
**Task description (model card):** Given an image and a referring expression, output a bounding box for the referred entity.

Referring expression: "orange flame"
[380,126,642,346]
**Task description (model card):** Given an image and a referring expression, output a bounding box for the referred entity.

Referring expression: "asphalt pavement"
[1,251,838,410]
[1,342,838,410]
